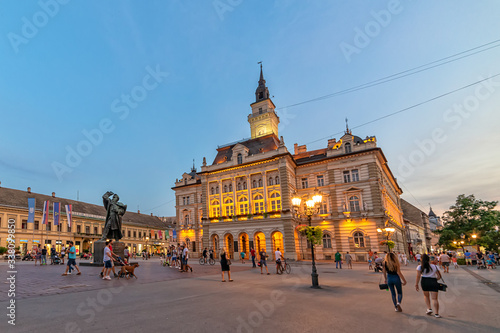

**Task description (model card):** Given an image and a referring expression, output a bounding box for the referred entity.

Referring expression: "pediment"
[345,187,362,192]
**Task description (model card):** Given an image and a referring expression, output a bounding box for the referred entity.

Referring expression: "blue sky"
[1,0,499,217]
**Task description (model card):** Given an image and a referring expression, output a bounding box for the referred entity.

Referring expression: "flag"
[158,230,162,239]
[65,204,72,227]
[42,201,49,224]
[53,202,60,225]
[28,198,36,223]
[165,229,169,238]
[172,229,177,241]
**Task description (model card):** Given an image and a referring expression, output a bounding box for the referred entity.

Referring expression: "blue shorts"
[104,260,112,268]
[182,258,188,265]
[67,259,76,267]
[260,260,267,267]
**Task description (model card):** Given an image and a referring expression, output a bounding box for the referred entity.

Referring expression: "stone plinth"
[92,241,125,264]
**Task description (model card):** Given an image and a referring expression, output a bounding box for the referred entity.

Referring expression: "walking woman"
[220,249,233,282]
[415,254,442,318]
[383,252,407,312]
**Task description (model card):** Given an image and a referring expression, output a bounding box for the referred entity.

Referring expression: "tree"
[436,194,500,249]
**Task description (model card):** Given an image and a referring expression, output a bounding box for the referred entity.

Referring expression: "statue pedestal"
[92,240,126,265]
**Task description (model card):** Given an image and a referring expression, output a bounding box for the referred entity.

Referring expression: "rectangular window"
[94,227,98,234]
[22,220,28,230]
[224,205,234,216]
[239,203,249,215]
[211,206,220,218]
[76,225,81,233]
[85,226,90,234]
[139,232,142,238]
[317,175,324,187]
[186,196,189,205]
[46,222,51,231]
[319,200,328,214]
[343,171,351,183]
[134,231,137,238]
[128,230,131,238]
[67,224,71,232]
[183,197,186,205]
[254,201,264,213]
[301,178,308,189]
[352,169,359,182]
[34,220,39,230]
[57,224,62,232]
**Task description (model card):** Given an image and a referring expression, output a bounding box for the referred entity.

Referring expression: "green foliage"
[436,194,500,249]
[297,226,323,245]
[0,247,7,254]
[457,258,465,265]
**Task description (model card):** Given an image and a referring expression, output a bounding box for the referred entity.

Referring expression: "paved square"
[1,260,499,332]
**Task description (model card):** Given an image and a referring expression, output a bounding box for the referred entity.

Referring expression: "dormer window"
[237,153,243,164]
[345,143,352,154]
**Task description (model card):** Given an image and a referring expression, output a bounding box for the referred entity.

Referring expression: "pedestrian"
[124,246,130,264]
[50,245,57,265]
[172,247,178,268]
[41,246,47,265]
[240,250,245,264]
[368,249,374,261]
[182,245,193,272]
[464,250,472,266]
[202,247,208,264]
[60,246,66,264]
[250,247,256,268]
[335,250,342,269]
[35,244,41,266]
[220,249,232,282]
[275,248,283,274]
[259,248,270,275]
[383,252,407,312]
[415,254,442,318]
[345,251,353,269]
[439,252,450,273]
[402,253,408,266]
[416,252,421,264]
[368,257,373,270]
[102,241,116,280]
[209,248,214,260]
[101,240,118,278]
[452,254,458,269]
[62,241,81,276]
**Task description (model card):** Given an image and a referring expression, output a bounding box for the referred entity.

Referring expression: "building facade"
[0,186,173,256]
[401,199,430,254]
[173,67,407,261]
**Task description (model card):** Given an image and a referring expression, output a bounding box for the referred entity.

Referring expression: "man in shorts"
[102,241,116,280]
[62,241,81,276]
[439,252,450,273]
[275,248,283,274]
[260,249,270,275]
[465,250,472,266]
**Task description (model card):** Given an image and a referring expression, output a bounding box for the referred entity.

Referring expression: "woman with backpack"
[415,253,442,318]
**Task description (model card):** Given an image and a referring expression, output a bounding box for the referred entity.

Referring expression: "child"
[486,259,494,269]
[240,251,245,264]
[452,256,458,269]
[368,258,373,270]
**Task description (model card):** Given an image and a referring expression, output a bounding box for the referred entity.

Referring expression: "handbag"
[227,259,232,265]
[438,276,447,292]
[378,277,388,290]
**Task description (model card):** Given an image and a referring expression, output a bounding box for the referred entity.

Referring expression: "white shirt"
[416,254,421,260]
[275,250,282,260]
[417,264,440,278]
[103,247,111,261]
[183,247,188,259]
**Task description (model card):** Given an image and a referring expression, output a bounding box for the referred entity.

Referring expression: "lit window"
[238,197,249,215]
[253,194,264,213]
[323,233,332,248]
[210,200,220,217]
[317,175,324,187]
[349,196,360,212]
[269,192,281,211]
[302,178,308,189]
[237,153,243,164]
[345,142,351,153]
[224,198,234,216]
[354,232,365,247]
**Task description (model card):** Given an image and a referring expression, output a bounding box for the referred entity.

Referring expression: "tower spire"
[255,61,269,102]
[345,118,351,135]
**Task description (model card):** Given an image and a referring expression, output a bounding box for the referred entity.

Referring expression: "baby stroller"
[22,253,34,261]
[477,258,487,269]
[53,255,61,265]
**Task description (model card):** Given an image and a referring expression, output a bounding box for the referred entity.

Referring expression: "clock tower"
[248,63,280,139]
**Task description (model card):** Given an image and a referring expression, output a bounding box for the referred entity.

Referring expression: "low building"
[0,186,171,256]
[401,199,430,254]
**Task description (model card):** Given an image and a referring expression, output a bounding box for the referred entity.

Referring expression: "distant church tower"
[248,63,280,139]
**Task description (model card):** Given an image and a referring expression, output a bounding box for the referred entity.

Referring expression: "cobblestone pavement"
[0,258,252,301]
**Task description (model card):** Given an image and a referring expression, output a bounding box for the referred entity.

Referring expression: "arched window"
[229,184,232,192]
[349,196,360,212]
[243,181,247,190]
[258,179,263,187]
[223,185,228,193]
[238,196,249,215]
[237,153,243,164]
[275,176,280,185]
[184,214,190,224]
[253,194,264,213]
[237,183,242,191]
[210,200,220,218]
[223,198,234,216]
[211,187,215,195]
[216,186,219,194]
[323,233,332,249]
[269,192,281,211]
[345,142,352,154]
[353,231,365,248]
[252,180,257,188]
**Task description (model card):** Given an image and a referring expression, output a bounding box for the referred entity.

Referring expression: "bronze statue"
[100,191,127,241]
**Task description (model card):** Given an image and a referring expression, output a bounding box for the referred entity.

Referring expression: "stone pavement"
[1,260,499,333]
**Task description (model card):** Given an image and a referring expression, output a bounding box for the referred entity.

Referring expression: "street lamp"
[377,227,396,252]
[291,188,323,289]
[146,236,149,259]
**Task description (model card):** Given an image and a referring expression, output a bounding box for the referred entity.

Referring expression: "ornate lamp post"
[292,188,323,289]
[377,227,396,252]
[146,236,149,259]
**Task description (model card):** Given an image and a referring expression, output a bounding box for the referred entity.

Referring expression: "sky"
[1,0,499,218]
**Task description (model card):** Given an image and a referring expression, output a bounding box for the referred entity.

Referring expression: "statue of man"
[101,191,127,241]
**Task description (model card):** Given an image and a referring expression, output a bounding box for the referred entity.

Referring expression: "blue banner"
[172,229,177,240]
[28,198,35,223]
[53,202,60,226]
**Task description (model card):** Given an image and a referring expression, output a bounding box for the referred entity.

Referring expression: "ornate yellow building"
[173,67,406,261]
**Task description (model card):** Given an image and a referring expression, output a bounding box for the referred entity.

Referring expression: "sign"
[20,240,28,243]
[28,198,35,223]
[33,240,40,243]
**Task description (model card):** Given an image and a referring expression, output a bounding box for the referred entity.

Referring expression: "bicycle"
[199,257,216,265]
[276,258,291,274]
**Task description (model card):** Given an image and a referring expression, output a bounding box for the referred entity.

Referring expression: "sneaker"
[434,314,441,318]
[426,309,433,315]
[100,272,103,277]
[105,276,111,280]
[396,303,402,312]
